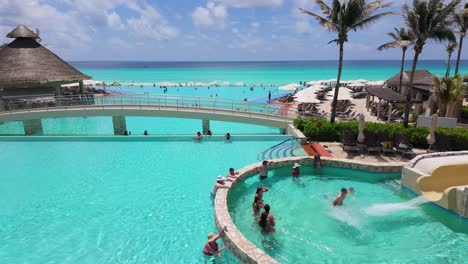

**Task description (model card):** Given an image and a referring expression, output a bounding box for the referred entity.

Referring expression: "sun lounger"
[363,131,381,154]
[341,130,360,153]
[427,134,451,153]
[394,133,416,158]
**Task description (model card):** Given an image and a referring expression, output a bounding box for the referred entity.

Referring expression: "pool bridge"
[0,95,298,135]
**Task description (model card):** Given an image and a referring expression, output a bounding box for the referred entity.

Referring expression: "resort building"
[0,25,90,110]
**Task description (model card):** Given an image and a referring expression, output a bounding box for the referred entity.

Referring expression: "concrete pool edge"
[214,157,406,264]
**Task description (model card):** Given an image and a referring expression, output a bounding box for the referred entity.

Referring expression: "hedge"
[461,106,468,119]
[294,117,468,151]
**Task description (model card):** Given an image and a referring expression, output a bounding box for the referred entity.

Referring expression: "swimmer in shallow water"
[333,188,348,206]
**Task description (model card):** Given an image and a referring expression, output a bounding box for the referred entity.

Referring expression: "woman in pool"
[255,186,269,200]
[225,133,231,141]
[258,204,275,233]
[202,229,227,263]
[252,196,264,216]
[292,163,300,177]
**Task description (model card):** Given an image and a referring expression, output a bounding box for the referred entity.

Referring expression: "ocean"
[72,60,467,85]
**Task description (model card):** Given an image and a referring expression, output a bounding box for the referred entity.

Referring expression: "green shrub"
[461,106,468,119]
[294,117,468,150]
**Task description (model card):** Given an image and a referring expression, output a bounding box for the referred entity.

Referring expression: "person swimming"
[225,133,231,141]
[194,132,203,140]
[258,204,275,233]
[332,188,348,206]
[348,187,354,194]
[292,163,300,177]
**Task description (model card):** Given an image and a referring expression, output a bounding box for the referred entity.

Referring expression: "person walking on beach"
[268,91,271,103]
[258,204,275,233]
[333,188,348,206]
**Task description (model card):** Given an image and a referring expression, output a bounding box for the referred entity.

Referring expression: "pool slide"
[402,152,468,218]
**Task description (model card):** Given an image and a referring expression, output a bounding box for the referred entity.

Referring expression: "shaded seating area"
[362,131,381,154]
[365,87,406,123]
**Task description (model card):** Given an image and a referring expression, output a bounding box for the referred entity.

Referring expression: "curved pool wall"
[213,157,406,264]
[402,151,468,218]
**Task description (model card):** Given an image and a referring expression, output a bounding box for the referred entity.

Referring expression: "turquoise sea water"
[73,60,468,85]
[0,137,292,263]
[229,167,468,264]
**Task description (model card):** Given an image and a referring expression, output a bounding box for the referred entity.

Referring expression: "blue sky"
[0,0,466,61]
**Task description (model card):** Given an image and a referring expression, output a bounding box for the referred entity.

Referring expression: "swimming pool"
[228,166,468,264]
[0,137,291,263]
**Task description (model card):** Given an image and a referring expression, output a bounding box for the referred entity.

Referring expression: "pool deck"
[322,142,426,163]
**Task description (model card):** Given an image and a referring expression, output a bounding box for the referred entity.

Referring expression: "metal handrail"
[256,137,300,160]
[0,94,299,120]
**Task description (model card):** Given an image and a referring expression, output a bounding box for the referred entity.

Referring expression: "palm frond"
[300,8,337,31]
[352,11,398,31]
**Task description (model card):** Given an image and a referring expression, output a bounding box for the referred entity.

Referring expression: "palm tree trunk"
[445,52,452,78]
[398,48,406,93]
[330,41,344,123]
[455,33,464,75]
[403,51,420,127]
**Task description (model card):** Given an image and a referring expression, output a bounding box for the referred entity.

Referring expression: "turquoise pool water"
[229,167,468,264]
[0,117,281,135]
[0,137,288,263]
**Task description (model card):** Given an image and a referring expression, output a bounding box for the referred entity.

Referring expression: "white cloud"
[125,2,178,40]
[192,2,227,27]
[107,12,125,30]
[295,20,315,35]
[217,0,283,8]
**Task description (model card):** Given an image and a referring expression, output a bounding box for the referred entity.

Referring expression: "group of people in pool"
[204,158,354,262]
[194,131,231,141]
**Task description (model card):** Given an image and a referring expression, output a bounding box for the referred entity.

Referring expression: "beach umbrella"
[209,81,218,86]
[294,95,320,104]
[279,83,303,91]
[222,81,230,86]
[349,79,368,83]
[426,114,438,146]
[348,82,366,87]
[306,81,318,85]
[294,87,316,97]
[326,89,353,100]
[358,113,366,143]
[310,84,328,89]
[111,82,121,86]
[367,80,385,86]
[234,82,245,86]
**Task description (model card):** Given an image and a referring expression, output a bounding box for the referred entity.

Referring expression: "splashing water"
[363,196,429,216]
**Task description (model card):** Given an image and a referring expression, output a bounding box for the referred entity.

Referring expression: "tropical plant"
[300,0,396,123]
[444,41,457,77]
[377,27,413,93]
[454,3,468,75]
[433,74,465,117]
[402,0,460,127]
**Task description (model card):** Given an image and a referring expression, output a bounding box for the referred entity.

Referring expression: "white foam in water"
[363,196,428,216]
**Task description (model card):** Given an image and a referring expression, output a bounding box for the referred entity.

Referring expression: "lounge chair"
[377,131,396,155]
[394,133,416,158]
[427,134,451,153]
[341,130,360,153]
[363,131,381,154]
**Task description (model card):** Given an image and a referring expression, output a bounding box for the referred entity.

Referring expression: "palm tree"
[402,0,460,127]
[454,3,468,75]
[300,0,396,123]
[433,74,464,117]
[445,41,457,77]
[377,27,413,93]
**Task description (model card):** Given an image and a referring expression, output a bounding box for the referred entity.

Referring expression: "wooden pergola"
[366,87,407,122]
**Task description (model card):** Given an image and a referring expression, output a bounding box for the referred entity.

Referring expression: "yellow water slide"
[402,152,468,218]
[418,163,468,210]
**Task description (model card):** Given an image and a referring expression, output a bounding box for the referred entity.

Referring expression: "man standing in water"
[333,188,348,206]
[268,91,271,103]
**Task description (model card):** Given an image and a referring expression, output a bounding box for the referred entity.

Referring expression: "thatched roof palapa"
[0,25,91,88]
[366,87,407,102]
[385,70,434,93]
